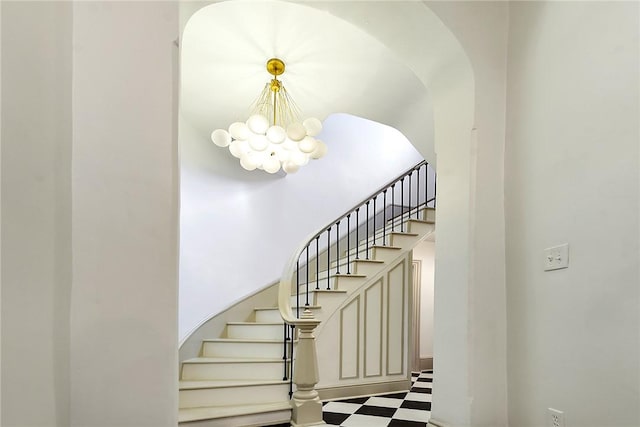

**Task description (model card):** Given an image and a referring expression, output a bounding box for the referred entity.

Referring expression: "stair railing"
[278,160,436,425]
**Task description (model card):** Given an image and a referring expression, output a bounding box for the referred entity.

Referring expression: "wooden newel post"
[290,309,326,426]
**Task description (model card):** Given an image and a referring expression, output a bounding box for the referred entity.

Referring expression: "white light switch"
[544,243,569,271]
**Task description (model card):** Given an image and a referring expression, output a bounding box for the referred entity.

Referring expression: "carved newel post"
[290,309,326,426]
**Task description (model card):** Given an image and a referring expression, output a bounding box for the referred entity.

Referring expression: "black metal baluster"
[417,167,421,219]
[315,236,320,290]
[335,221,340,275]
[425,164,429,209]
[346,214,351,274]
[288,325,295,398]
[296,260,300,318]
[392,184,396,232]
[373,196,377,246]
[366,201,370,260]
[282,323,288,380]
[305,246,310,307]
[408,171,413,219]
[383,190,387,246]
[355,208,360,260]
[433,172,437,208]
[326,227,331,290]
[400,177,405,232]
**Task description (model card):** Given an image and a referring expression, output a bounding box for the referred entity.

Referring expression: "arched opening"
[178,1,476,425]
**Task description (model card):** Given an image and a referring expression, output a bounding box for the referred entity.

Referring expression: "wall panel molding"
[364,279,383,378]
[386,259,406,376]
[340,296,360,380]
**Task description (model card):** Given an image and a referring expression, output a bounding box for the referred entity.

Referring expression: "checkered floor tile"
[322,370,433,427]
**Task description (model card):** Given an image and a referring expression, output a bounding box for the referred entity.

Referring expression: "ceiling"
[179,0,432,164]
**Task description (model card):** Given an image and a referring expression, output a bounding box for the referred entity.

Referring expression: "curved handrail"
[278,160,433,325]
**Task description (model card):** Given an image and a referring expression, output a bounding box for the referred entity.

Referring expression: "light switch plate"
[544,243,569,271]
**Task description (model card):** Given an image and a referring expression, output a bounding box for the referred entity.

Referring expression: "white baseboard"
[427,417,451,427]
[317,379,411,401]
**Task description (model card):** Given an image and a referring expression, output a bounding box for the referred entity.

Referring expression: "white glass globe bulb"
[276,149,291,163]
[249,134,269,151]
[298,136,318,154]
[247,114,269,135]
[240,153,258,171]
[211,129,231,147]
[286,122,307,142]
[229,140,249,158]
[263,155,281,174]
[303,117,323,137]
[290,150,306,166]
[229,122,251,140]
[310,140,328,159]
[282,138,297,151]
[266,125,286,144]
[282,161,300,174]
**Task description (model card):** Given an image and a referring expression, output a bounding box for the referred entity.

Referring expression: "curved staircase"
[179,162,436,426]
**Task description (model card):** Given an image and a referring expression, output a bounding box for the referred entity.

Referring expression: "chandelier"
[211,58,327,174]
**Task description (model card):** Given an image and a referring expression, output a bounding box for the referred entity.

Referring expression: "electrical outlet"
[544,243,569,271]
[548,408,565,427]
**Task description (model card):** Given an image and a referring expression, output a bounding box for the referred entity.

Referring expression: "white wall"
[70,2,179,426]
[1,3,72,426]
[180,113,424,340]
[425,2,509,425]
[505,2,640,426]
[413,240,435,359]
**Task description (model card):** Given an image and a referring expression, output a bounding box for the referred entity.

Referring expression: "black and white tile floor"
[321,370,433,427]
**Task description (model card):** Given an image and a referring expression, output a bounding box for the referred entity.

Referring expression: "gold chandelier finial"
[266,58,285,76]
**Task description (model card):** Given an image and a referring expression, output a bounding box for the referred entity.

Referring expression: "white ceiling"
[180,0,431,149]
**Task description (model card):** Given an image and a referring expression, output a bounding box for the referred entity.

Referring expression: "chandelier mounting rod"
[267,58,285,126]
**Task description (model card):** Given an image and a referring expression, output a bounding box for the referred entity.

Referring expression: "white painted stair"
[178,305,296,426]
[178,206,435,426]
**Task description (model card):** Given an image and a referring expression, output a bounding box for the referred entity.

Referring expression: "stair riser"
[255,310,283,323]
[333,275,367,292]
[289,290,345,307]
[179,383,290,409]
[296,277,336,295]
[371,247,403,263]
[226,324,282,340]
[424,208,436,222]
[388,207,434,225]
[323,260,383,278]
[407,221,435,236]
[389,233,421,248]
[181,361,285,381]
[354,261,384,276]
[202,341,288,359]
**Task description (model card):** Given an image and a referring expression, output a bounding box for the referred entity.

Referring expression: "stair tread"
[183,357,285,364]
[298,273,366,285]
[389,231,419,236]
[254,305,321,310]
[202,338,287,343]
[226,321,283,325]
[178,401,291,423]
[372,245,402,250]
[180,379,288,390]
[408,218,435,224]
